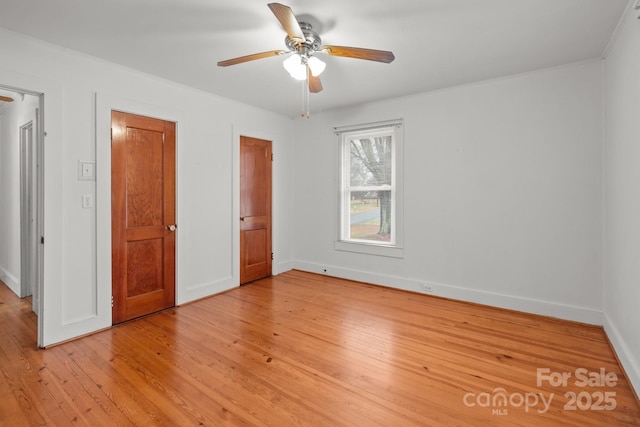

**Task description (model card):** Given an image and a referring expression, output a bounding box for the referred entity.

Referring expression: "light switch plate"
[78,161,95,181]
[82,194,93,209]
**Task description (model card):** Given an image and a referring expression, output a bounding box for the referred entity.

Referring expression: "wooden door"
[240,136,272,284]
[111,111,176,324]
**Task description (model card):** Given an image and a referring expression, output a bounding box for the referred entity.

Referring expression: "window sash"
[340,126,397,246]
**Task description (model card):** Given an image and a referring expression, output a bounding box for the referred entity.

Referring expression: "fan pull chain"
[305,82,310,119]
[301,76,305,117]
[301,65,310,118]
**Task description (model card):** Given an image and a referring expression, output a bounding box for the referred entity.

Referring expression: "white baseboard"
[274,260,295,276]
[0,266,20,297]
[179,276,236,305]
[603,314,640,398]
[293,261,604,325]
[177,260,296,306]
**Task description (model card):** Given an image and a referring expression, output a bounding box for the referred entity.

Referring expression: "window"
[336,120,403,258]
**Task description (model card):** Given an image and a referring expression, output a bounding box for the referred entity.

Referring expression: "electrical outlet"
[420,284,433,294]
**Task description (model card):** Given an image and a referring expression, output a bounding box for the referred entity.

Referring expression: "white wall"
[603,3,640,396]
[293,60,604,324]
[0,29,295,346]
[0,93,39,295]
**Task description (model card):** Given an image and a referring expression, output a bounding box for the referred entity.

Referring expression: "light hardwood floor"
[1,270,639,426]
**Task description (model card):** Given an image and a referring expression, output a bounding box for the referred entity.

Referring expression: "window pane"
[349,190,391,242]
[349,136,392,187]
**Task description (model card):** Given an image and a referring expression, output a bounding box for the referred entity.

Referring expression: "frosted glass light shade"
[283,54,326,80]
[283,54,307,80]
[307,56,326,76]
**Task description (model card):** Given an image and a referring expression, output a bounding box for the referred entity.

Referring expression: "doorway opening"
[0,84,44,346]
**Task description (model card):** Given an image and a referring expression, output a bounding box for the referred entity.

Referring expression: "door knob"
[167,224,177,231]
[240,217,247,222]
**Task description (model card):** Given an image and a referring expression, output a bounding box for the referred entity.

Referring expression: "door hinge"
[40,236,44,244]
[271,153,274,161]
[111,295,114,308]
[271,252,274,260]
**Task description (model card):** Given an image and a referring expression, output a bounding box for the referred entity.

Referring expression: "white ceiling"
[0,0,630,117]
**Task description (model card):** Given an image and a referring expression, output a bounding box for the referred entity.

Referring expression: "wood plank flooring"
[1,270,639,426]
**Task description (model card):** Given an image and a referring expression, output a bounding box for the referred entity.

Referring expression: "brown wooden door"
[111,111,176,324]
[240,136,272,284]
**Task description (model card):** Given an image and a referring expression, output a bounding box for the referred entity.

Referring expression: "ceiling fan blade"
[268,3,305,43]
[320,45,395,63]
[0,95,14,103]
[308,74,323,93]
[217,50,287,67]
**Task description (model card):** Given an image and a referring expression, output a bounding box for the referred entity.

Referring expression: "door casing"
[20,120,37,303]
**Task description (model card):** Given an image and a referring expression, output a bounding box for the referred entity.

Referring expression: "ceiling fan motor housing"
[285,22,322,55]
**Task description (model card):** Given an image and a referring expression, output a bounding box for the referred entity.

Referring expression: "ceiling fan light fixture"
[218,3,395,116]
[307,56,326,77]
[283,54,307,80]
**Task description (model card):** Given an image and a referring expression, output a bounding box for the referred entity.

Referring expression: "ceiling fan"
[217,3,395,116]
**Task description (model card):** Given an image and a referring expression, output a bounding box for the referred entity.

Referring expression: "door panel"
[240,136,272,284]
[111,111,176,324]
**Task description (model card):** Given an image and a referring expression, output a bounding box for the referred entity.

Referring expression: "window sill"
[334,240,404,259]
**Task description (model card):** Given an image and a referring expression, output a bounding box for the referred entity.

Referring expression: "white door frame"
[19,120,36,303]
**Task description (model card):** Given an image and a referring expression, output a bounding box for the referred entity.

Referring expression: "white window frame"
[335,120,404,258]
